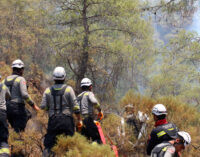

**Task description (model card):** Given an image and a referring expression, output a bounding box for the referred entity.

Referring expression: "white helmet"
[177,131,191,147]
[12,59,24,69]
[152,104,167,116]
[53,67,66,80]
[80,78,92,87]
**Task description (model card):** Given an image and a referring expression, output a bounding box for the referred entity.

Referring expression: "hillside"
[1,62,200,157]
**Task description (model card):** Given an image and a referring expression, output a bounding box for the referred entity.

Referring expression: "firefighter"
[151,131,191,157]
[0,74,11,156]
[40,67,80,156]
[3,59,40,133]
[124,104,149,139]
[77,78,103,144]
[125,104,142,138]
[147,104,179,155]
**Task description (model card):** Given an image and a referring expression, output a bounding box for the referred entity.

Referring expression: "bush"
[52,133,115,157]
[119,91,200,157]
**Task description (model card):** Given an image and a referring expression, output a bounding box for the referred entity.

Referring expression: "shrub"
[52,133,115,157]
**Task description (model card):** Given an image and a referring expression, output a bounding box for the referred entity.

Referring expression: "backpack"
[4,76,18,94]
[77,92,86,114]
[0,83,3,93]
[50,85,68,115]
[151,142,172,157]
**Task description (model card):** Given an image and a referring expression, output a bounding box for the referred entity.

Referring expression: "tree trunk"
[76,0,89,93]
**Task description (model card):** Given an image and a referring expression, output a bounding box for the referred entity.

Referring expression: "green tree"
[148,30,200,108]
[51,0,154,100]
[0,0,52,72]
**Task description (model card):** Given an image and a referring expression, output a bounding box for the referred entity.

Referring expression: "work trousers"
[6,102,31,133]
[44,114,75,150]
[0,110,9,157]
[81,116,101,144]
[0,109,8,143]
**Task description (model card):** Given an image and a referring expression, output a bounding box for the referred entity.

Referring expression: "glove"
[77,121,83,132]
[98,111,104,120]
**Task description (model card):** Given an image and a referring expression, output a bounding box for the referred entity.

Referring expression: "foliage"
[148,30,200,108]
[120,91,200,157]
[51,0,154,100]
[52,133,115,157]
[0,0,53,72]
[143,0,198,27]
[101,114,141,156]
[0,62,12,80]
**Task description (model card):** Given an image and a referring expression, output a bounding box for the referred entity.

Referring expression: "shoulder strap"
[51,85,67,114]
[77,92,87,114]
[152,142,172,154]
[4,76,18,94]
[0,84,3,93]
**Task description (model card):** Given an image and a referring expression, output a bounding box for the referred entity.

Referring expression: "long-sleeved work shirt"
[77,91,100,116]
[41,84,80,117]
[0,83,11,110]
[3,75,34,106]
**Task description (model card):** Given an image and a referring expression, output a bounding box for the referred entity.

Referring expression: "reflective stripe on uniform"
[84,92,89,96]
[162,147,167,152]
[15,78,21,82]
[2,85,6,90]
[157,127,175,138]
[45,88,50,94]
[168,128,174,131]
[0,148,9,154]
[7,78,13,81]
[157,131,166,137]
[65,87,70,93]
[53,88,62,90]
[74,105,80,111]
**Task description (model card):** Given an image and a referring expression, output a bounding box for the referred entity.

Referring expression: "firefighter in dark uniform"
[3,59,40,133]
[147,104,179,156]
[40,67,80,156]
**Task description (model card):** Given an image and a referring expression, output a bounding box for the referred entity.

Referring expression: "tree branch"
[89,28,135,36]
[57,51,78,75]
[141,0,176,13]
[58,14,103,26]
